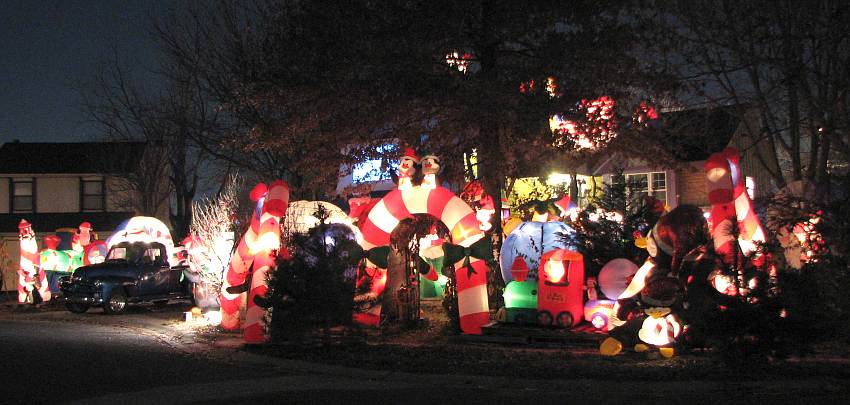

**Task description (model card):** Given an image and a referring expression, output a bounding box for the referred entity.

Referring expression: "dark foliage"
[267,223,358,343]
[569,171,664,277]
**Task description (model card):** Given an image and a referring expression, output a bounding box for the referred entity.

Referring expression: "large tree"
[81,60,210,239]
[154,0,678,205]
[641,0,850,197]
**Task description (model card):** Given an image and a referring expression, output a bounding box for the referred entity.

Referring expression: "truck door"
[138,246,170,295]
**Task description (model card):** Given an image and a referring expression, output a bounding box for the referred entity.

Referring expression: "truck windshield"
[107,247,128,261]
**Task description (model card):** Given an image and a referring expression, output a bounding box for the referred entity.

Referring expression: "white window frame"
[12,178,35,213]
[625,171,667,203]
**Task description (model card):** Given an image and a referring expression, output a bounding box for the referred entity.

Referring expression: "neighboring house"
[0,141,168,292]
[588,106,780,211]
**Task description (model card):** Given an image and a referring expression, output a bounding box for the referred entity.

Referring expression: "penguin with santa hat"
[391,147,421,190]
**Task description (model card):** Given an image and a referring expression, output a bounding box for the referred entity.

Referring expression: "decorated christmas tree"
[569,170,665,277]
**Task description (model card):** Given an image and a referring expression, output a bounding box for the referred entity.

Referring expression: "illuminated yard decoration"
[584,299,615,330]
[501,248,585,327]
[499,221,575,283]
[28,222,99,297]
[18,220,50,303]
[396,148,420,190]
[420,154,441,189]
[584,258,639,330]
[356,184,489,334]
[39,235,76,273]
[537,249,584,327]
[83,240,109,265]
[445,51,474,74]
[220,181,289,343]
[551,96,618,151]
[460,180,495,232]
[600,206,715,357]
[705,147,766,262]
[499,219,584,328]
[632,101,660,129]
[284,200,362,243]
[107,216,178,266]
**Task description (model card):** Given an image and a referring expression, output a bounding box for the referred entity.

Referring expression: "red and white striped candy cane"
[705,149,738,262]
[723,148,766,255]
[358,186,489,335]
[705,148,765,261]
[220,180,289,343]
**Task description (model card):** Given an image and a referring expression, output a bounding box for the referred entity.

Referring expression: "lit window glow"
[546,173,571,185]
[544,260,566,284]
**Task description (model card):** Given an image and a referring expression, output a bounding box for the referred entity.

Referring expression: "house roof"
[658,105,742,162]
[0,212,135,234]
[0,142,145,174]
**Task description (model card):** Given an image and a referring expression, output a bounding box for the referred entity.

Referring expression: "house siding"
[727,131,780,198]
[105,176,134,213]
[0,178,8,214]
[36,177,80,213]
[1,235,18,293]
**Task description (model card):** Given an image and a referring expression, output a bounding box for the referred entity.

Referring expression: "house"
[501,105,781,218]
[0,141,169,292]
[587,106,780,210]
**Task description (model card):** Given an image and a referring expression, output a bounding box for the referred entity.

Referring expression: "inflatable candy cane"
[220,180,289,343]
[705,147,765,262]
[357,185,489,334]
[17,220,50,303]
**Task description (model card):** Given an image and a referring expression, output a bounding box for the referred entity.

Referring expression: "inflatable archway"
[358,185,489,334]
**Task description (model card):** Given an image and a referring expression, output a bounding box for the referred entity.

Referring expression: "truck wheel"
[103,290,128,315]
[556,311,574,328]
[66,302,90,314]
[537,310,554,326]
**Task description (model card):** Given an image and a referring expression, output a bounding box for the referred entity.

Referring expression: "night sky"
[0,0,175,144]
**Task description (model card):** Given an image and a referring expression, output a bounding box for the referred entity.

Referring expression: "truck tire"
[103,290,128,315]
[66,302,90,314]
[556,311,574,328]
[537,310,554,326]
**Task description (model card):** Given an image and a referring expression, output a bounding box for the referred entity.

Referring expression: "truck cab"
[59,241,190,314]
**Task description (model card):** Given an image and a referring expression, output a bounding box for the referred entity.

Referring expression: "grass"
[247,301,850,382]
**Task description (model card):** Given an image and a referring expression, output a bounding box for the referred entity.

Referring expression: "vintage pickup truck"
[59,241,191,314]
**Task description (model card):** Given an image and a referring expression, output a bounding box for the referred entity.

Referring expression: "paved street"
[1,302,849,404]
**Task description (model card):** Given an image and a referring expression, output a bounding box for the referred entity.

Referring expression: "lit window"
[82,179,105,211]
[12,179,34,213]
[352,144,396,184]
[626,172,666,203]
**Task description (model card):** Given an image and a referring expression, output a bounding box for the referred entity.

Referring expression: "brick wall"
[677,163,709,207]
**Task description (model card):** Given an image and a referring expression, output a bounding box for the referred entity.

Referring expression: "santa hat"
[18,219,32,231]
[44,234,61,250]
[79,221,92,231]
[554,195,577,216]
[401,147,421,163]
